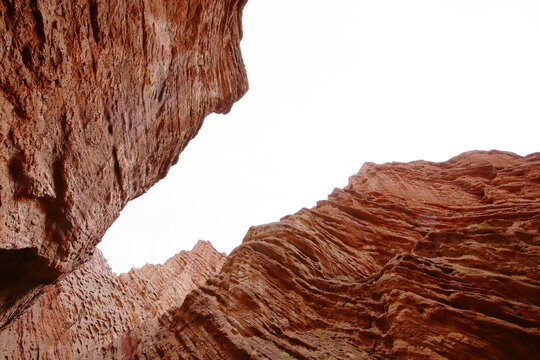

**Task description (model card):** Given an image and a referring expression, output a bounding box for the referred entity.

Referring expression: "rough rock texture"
[93,150,539,359]
[0,0,247,326]
[5,2,537,360]
[0,240,226,359]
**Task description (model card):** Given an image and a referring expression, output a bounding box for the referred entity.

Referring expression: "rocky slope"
[0,0,248,326]
[90,150,539,359]
[0,240,226,359]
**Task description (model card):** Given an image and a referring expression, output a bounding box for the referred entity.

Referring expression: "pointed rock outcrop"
[0,240,226,359]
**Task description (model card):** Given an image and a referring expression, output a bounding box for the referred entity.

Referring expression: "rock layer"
[103,150,540,359]
[0,240,226,359]
[0,0,247,326]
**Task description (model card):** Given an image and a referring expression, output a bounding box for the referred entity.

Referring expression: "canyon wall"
[1,1,539,359]
[0,240,226,359]
[91,150,539,359]
[0,0,247,326]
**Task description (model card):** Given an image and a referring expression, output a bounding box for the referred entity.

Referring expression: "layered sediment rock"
[0,240,226,359]
[98,150,539,359]
[2,148,539,359]
[1,6,539,359]
[0,0,248,326]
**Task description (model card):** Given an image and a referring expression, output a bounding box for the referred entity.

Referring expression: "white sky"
[99,0,540,274]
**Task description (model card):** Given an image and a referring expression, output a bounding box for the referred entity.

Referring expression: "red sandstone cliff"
[1,149,539,359]
[0,240,225,359]
[0,0,247,327]
[1,2,539,359]
[90,150,539,359]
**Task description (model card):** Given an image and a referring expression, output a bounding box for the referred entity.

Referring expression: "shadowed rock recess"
[0,0,247,326]
[1,2,539,360]
[0,240,226,359]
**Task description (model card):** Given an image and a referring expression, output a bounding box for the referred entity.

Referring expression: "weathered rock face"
[0,0,247,326]
[0,240,226,359]
[1,6,539,360]
[95,150,539,359]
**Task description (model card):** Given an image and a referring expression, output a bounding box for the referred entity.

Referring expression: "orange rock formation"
[0,240,225,359]
[0,0,247,326]
[1,1,539,359]
[90,151,540,359]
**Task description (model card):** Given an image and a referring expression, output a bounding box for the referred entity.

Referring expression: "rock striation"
[91,150,539,359]
[0,0,248,326]
[1,4,539,358]
[0,240,226,359]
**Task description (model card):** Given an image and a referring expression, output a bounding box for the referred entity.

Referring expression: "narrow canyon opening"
[1,0,539,358]
[98,0,540,274]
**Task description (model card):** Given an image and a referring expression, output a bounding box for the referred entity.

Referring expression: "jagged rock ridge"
[0,240,226,359]
[99,150,540,359]
[0,0,247,327]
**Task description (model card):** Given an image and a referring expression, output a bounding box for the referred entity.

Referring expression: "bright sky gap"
[99,0,540,273]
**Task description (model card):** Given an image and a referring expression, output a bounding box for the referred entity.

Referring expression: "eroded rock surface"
[0,240,226,359]
[102,150,540,359]
[0,0,247,326]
